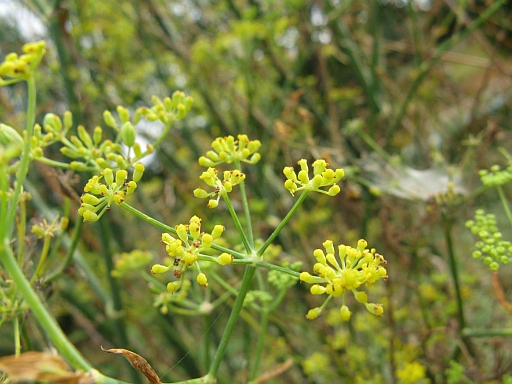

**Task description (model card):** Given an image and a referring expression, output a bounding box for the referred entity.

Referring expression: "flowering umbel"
[198,135,261,167]
[300,239,388,321]
[152,216,227,292]
[193,168,246,208]
[78,163,145,222]
[283,159,344,196]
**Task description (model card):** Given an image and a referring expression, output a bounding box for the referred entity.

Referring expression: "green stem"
[29,234,51,284]
[0,239,91,370]
[462,328,512,338]
[249,288,287,381]
[235,161,254,249]
[13,316,21,356]
[206,265,257,380]
[16,196,27,264]
[4,76,36,237]
[442,213,465,329]
[223,193,252,253]
[97,220,142,384]
[257,191,309,257]
[386,0,506,143]
[46,219,84,283]
[497,186,512,226]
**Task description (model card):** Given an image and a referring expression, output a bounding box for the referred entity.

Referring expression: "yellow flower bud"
[121,121,136,147]
[306,307,322,320]
[211,225,225,239]
[196,273,208,286]
[194,188,210,198]
[151,264,170,274]
[340,305,351,322]
[133,162,145,183]
[167,281,180,293]
[217,253,232,265]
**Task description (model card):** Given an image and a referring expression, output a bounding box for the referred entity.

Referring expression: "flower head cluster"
[198,135,261,167]
[283,159,344,196]
[193,168,246,208]
[300,239,387,321]
[478,164,512,187]
[137,91,193,126]
[466,209,512,271]
[35,108,154,172]
[152,216,229,292]
[0,41,46,85]
[78,163,145,222]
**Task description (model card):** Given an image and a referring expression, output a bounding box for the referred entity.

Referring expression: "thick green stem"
[206,265,257,380]
[257,191,309,257]
[0,239,91,370]
[4,76,36,236]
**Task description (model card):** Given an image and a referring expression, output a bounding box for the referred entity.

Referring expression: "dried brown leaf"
[101,347,161,384]
[0,351,94,384]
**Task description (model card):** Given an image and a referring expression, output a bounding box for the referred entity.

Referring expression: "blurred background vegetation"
[1,0,512,383]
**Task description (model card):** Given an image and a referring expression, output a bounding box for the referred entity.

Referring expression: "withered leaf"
[101,347,161,384]
[0,351,94,384]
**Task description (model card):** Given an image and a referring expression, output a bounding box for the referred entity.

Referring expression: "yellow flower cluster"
[300,239,387,321]
[283,159,344,196]
[0,41,46,84]
[194,168,246,208]
[198,135,261,167]
[152,216,229,292]
[78,164,144,222]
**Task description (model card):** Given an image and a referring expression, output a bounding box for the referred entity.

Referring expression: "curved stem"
[0,239,92,370]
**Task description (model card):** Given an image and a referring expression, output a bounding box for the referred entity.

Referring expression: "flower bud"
[353,290,368,304]
[77,126,92,147]
[167,281,180,293]
[151,264,170,274]
[176,224,188,243]
[103,110,118,129]
[196,273,208,286]
[306,307,322,320]
[194,188,210,198]
[116,105,130,123]
[121,121,136,147]
[103,168,114,185]
[217,253,232,265]
[211,225,225,239]
[63,111,73,131]
[133,162,145,183]
[340,305,351,322]
[43,113,62,132]
[93,126,103,145]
